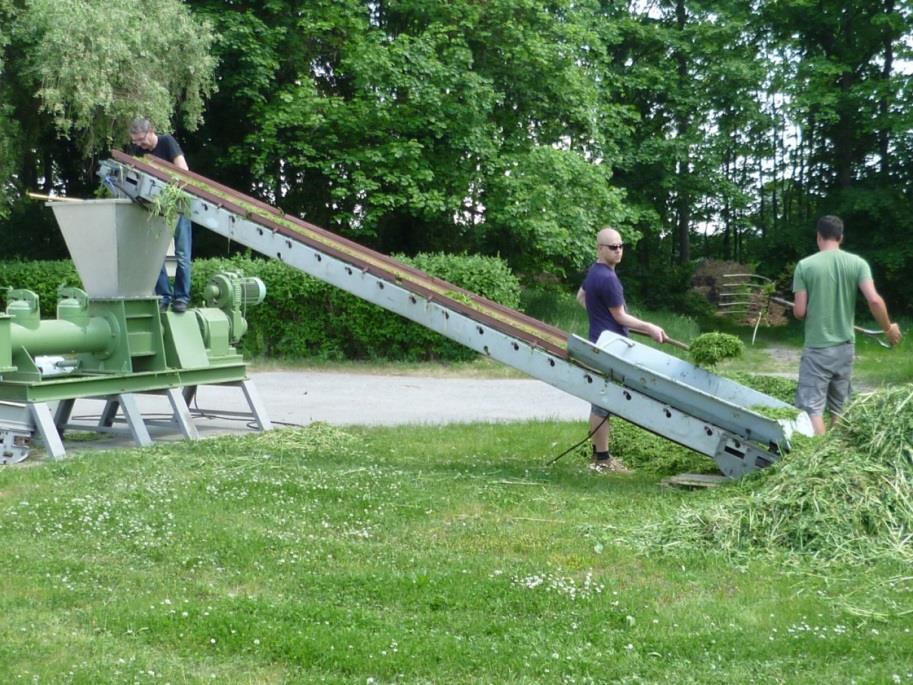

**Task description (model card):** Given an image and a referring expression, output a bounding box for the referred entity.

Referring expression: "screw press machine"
[0,199,269,463]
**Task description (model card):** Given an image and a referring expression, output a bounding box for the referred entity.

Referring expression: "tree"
[184,0,629,278]
[0,0,215,253]
[602,1,769,268]
[754,0,913,309]
[0,0,17,219]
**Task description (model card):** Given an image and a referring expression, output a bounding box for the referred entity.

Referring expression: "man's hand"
[646,324,666,344]
[885,322,902,346]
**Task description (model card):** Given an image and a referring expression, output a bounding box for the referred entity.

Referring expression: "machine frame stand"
[24,379,271,460]
[29,402,66,460]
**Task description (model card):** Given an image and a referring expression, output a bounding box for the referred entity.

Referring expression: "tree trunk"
[674,0,690,264]
[879,0,895,178]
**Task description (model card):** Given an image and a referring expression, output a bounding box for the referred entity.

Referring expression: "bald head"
[595,227,625,266]
[597,227,621,245]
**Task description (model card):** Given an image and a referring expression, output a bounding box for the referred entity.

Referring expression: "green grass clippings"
[646,384,913,567]
[689,331,745,366]
[148,178,191,229]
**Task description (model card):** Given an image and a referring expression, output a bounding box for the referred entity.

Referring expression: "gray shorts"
[795,343,855,417]
[590,404,611,418]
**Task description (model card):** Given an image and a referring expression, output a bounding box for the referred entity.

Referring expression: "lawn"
[2,292,911,683]
[1,419,911,684]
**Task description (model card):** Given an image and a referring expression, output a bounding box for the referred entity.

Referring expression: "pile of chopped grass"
[645,385,913,565]
[610,421,719,475]
[722,371,797,404]
[689,331,744,366]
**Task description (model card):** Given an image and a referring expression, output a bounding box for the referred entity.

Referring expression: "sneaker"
[159,301,170,313]
[172,300,188,313]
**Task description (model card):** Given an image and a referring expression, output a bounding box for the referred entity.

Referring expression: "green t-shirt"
[792,249,872,348]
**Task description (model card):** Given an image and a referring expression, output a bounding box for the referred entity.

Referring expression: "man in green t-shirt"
[792,215,902,434]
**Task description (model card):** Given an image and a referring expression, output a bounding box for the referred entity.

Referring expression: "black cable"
[188,393,306,428]
[545,414,609,467]
[70,409,306,432]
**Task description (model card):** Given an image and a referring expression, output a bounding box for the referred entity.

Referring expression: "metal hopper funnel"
[50,199,173,298]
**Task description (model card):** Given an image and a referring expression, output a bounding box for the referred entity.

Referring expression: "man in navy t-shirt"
[576,227,667,472]
[127,117,192,313]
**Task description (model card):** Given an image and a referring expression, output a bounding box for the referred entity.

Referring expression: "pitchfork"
[718,273,891,348]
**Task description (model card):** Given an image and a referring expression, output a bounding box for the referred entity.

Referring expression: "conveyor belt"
[99,153,812,477]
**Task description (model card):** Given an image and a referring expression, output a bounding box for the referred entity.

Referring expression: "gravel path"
[53,370,590,455]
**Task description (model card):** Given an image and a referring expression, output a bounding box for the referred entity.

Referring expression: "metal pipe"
[9,318,113,356]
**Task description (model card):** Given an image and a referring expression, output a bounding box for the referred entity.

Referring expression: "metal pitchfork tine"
[718,273,892,348]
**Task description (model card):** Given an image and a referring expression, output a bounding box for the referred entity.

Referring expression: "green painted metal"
[0,198,268,458]
[99,298,167,372]
[0,364,249,403]
[0,316,14,373]
[202,271,266,344]
[161,310,210,369]
[11,317,112,356]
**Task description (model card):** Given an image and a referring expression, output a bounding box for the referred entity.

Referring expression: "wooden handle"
[664,337,690,351]
[631,329,690,351]
[27,192,84,203]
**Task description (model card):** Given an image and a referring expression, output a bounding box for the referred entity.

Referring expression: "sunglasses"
[598,243,625,251]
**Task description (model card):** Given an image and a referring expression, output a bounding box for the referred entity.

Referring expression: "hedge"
[0,252,522,362]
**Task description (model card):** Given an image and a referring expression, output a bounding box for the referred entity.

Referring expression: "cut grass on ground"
[2,421,911,684]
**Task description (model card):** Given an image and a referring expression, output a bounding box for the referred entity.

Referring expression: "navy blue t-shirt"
[128,134,184,164]
[582,262,628,342]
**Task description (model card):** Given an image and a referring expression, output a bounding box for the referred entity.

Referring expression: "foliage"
[688,331,744,367]
[0,0,215,245]
[0,252,518,362]
[184,0,630,277]
[3,0,913,316]
[611,420,717,475]
[192,252,522,361]
[482,146,628,277]
[623,257,705,315]
[722,372,797,405]
[0,0,15,219]
[0,260,79,315]
[147,181,191,229]
[8,0,215,153]
[398,252,521,308]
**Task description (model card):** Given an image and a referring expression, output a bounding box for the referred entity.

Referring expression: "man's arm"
[608,305,666,343]
[172,153,189,171]
[576,287,586,308]
[793,290,808,320]
[859,280,902,345]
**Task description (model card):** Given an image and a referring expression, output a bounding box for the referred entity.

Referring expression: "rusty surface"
[111,151,570,359]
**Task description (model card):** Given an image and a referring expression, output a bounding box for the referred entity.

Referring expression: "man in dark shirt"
[576,227,667,472]
[128,117,192,312]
